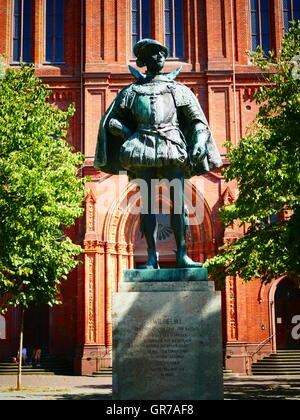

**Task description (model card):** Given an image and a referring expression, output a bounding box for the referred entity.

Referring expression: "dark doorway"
[275,279,300,350]
[23,304,49,352]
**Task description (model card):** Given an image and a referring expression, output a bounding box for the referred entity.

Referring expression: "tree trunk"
[17,305,25,391]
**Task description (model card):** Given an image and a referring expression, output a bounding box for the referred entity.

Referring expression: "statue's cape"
[94,98,128,175]
[94,85,138,179]
[94,70,223,178]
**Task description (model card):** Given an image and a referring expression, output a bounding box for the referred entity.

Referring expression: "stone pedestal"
[112,268,223,400]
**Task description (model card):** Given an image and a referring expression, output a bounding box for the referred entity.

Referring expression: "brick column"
[0,0,10,61]
[32,0,44,64]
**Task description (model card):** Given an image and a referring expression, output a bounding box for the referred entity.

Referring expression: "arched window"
[12,0,32,63]
[164,0,184,58]
[131,0,151,50]
[250,0,271,52]
[283,0,300,31]
[45,0,64,63]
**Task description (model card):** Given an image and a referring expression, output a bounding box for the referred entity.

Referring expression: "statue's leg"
[135,168,159,269]
[167,168,203,268]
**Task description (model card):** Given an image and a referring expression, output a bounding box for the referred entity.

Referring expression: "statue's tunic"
[119,81,187,169]
[95,76,223,178]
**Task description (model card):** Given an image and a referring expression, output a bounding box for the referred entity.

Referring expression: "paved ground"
[0,375,113,400]
[0,374,300,400]
[224,375,300,400]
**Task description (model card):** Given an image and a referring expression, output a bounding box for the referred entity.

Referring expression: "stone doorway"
[23,304,50,352]
[275,278,300,350]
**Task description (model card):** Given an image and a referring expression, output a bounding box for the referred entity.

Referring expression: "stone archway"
[103,177,215,275]
[269,276,300,351]
[274,278,300,350]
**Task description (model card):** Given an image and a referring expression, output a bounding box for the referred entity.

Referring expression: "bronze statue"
[95,39,222,269]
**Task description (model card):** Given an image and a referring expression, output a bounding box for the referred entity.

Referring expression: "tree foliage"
[0,64,86,312]
[204,21,300,285]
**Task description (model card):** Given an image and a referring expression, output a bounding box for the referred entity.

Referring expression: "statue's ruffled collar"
[129,66,182,84]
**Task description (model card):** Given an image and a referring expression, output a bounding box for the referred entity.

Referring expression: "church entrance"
[275,279,300,350]
[23,304,49,352]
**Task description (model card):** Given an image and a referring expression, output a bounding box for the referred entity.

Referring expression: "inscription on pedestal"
[112,286,223,400]
[125,319,205,380]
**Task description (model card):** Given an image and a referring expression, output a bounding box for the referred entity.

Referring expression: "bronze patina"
[95,39,222,269]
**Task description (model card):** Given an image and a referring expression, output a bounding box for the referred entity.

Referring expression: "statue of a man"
[95,39,222,269]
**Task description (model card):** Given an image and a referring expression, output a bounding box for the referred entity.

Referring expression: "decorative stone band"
[83,240,106,252]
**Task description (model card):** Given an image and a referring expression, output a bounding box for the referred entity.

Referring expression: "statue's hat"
[133,39,169,67]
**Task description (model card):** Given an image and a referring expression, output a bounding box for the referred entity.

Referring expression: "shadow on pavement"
[74,384,112,390]
[50,393,113,400]
[224,385,300,400]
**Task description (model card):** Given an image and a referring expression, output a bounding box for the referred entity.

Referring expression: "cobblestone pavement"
[0,375,300,400]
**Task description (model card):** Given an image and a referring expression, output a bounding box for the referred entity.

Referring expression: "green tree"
[205,21,300,286]
[0,64,86,388]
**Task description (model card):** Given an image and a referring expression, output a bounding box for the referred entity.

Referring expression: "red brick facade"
[0,0,298,375]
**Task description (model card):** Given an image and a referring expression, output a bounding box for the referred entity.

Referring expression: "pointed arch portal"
[269,277,300,351]
[103,177,215,270]
[274,278,300,350]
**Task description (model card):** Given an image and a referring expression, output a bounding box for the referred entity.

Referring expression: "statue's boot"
[138,249,160,269]
[175,244,203,269]
[171,211,203,268]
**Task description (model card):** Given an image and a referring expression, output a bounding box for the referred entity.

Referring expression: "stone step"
[2,358,68,364]
[0,371,55,375]
[0,362,69,367]
[267,356,300,359]
[254,361,300,365]
[0,370,71,374]
[91,368,112,377]
[260,359,300,363]
[271,356,300,359]
[252,372,300,375]
[253,372,300,374]
[252,368,300,373]
[268,353,300,356]
[253,371,300,376]
[223,369,239,377]
[252,351,300,376]
[252,366,300,371]
[0,355,73,376]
